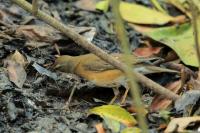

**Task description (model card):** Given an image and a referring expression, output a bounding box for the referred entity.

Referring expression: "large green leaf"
[144,23,199,67]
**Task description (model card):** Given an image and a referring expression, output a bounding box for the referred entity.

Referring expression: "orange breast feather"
[75,63,125,87]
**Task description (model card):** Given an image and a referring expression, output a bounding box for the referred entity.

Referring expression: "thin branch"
[32,0,38,16]
[110,0,148,131]
[11,0,180,101]
[188,0,200,70]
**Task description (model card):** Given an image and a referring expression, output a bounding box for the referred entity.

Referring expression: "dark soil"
[1,0,198,133]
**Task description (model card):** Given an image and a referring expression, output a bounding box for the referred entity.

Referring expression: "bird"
[53,53,177,104]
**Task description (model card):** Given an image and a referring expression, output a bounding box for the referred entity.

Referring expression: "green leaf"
[144,23,199,67]
[89,105,137,127]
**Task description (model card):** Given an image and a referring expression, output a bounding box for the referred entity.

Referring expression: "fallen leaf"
[95,1,185,25]
[142,23,199,67]
[4,50,27,88]
[150,80,182,111]
[164,116,200,132]
[8,50,28,67]
[68,25,96,42]
[16,25,62,43]
[4,60,26,88]
[16,25,96,44]
[120,1,185,25]
[133,47,162,57]
[89,105,137,127]
[75,0,97,11]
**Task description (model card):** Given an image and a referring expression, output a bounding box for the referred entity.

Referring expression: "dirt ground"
[0,0,199,133]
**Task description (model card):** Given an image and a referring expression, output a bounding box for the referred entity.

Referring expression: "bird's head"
[53,55,79,73]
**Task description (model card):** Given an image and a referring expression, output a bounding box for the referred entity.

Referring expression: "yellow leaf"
[89,105,137,127]
[120,1,181,25]
[96,0,109,13]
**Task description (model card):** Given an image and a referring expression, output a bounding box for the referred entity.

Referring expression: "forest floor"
[0,0,199,133]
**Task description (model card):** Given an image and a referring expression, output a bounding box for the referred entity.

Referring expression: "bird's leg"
[109,87,120,104]
[65,85,77,109]
[120,84,129,104]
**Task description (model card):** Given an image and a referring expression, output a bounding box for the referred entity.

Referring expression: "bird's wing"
[81,54,116,72]
[83,58,116,72]
[112,53,162,65]
[81,53,163,72]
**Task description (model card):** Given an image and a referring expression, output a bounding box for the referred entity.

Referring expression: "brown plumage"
[54,53,177,104]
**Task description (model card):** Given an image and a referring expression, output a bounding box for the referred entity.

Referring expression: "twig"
[188,0,200,70]
[11,0,180,101]
[32,0,38,16]
[110,0,148,131]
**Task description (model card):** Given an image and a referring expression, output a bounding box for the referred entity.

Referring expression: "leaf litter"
[0,0,199,132]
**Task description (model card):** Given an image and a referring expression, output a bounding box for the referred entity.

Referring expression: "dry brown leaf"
[129,15,185,33]
[4,60,26,88]
[4,50,27,88]
[133,40,162,57]
[150,80,182,111]
[164,116,200,132]
[75,0,97,11]
[8,50,28,67]
[16,25,96,47]
[133,47,162,57]
[16,25,62,43]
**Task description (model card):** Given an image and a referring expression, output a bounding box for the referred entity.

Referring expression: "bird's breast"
[75,66,125,87]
